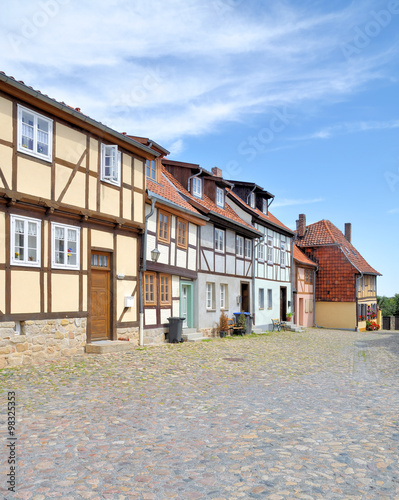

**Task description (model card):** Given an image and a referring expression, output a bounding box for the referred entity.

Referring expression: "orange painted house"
[293,245,317,328]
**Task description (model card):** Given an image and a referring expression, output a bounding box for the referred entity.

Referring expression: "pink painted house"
[293,245,317,328]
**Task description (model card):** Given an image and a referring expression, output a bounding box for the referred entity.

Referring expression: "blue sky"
[2,0,398,295]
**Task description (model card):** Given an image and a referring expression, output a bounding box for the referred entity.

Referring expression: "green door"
[180,282,193,328]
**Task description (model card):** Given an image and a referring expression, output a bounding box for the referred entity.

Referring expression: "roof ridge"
[323,220,336,243]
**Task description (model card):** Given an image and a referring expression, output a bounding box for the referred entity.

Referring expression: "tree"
[377,295,395,316]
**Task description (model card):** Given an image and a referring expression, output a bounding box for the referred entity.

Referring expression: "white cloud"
[299,120,399,141]
[387,208,399,214]
[272,197,324,208]
[167,139,184,156]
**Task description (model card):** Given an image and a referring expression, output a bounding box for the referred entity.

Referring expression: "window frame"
[267,236,273,264]
[192,177,202,198]
[220,283,228,310]
[10,214,41,267]
[17,104,53,162]
[257,240,265,262]
[249,192,255,208]
[159,273,171,306]
[144,272,157,306]
[177,218,188,249]
[146,159,156,180]
[206,282,215,310]
[100,143,121,187]
[267,289,273,310]
[262,198,268,215]
[236,235,244,257]
[216,186,224,208]
[158,210,171,244]
[259,288,265,310]
[280,240,286,268]
[51,222,80,270]
[305,269,313,284]
[244,239,252,259]
[214,228,225,253]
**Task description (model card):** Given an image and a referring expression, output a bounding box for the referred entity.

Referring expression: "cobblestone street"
[1,329,399,500]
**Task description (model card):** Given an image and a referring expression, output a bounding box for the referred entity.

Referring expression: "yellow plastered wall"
[123,188,132,220]
[55,123,86,164]
[123,154,131,185]
[316,301,357,330]
[134,192,143,224]
[82,228,88,271]
[0,144,13,189]
[43,220,49,265]
[11,271,41,313]
[82,276,87,311]
[0,96,13,143]
[117,280,137,322]
[0,270,5,313]
[52,274,79,312]
[17,157,51,199]
[43,272,48,313]
[100,184,119,217]
[133,158,144,190]
[91,229,114,250]
[55,165,86,207]
[116,235,137,276]
[0,212,5,264]
[88,177,97,211]
[89,138,99,172]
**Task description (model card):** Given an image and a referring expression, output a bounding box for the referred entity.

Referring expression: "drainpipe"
[246,186,256,206]
[187,169,203,193]
[252,235,264,326]
[139,196,156,346]
[313,265,318,327]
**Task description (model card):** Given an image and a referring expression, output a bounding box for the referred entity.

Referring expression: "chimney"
[212,167,222,177]
[297,214,306,238]
[345,223,351,243]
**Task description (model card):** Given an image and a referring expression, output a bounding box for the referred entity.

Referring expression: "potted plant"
[216,311,229,338]
[286,312,293,322]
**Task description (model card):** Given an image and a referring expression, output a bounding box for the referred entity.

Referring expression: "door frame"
[180,281,194,328]
[87,248,114,343]
[240,281,250,313]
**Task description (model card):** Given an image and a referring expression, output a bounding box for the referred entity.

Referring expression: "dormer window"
[250,192,255,208]
[192,177,202,198]
[216,186,224,207]
[146,159,156,180]
[262,198,268,215]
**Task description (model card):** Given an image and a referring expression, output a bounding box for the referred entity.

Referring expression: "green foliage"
[237,313,246,329]
[378,294,399,316]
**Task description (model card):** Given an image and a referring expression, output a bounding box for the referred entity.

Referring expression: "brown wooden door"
[241,282,250,312]
[90,251,111,341]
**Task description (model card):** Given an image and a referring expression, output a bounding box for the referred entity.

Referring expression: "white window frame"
[267,289,273,309]
[101,144,121,186]
[10,215,41,267]
[146,159,156,180]
[259,288,265,310]
[280,240,286,268]
[262,198,268,214]
[236,235,244,257]
[206,282,215,310]
[267,235,273,264]
[250,192,255,208]
[220,284,228,310]
[245,239,252,259]
[216,186,224,207]
[192,177,202,198]
[215,228,225,253]
[51,222,80,270]
[17,104,53,162]
[257,241,265,262]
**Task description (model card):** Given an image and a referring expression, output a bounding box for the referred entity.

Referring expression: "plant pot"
[220,331,227,338]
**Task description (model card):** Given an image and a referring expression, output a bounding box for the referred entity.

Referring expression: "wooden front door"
[90,251,111,341]
[280,287,287,321]
[241,282,250,313]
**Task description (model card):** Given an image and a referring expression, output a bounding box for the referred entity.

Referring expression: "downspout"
[246,186,256,206]
[252,235,264,327]
[187,169,203,193]
[139,196,156,346]
[313,265,319,327]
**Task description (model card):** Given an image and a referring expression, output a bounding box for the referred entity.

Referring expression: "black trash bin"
[167,317,185,343]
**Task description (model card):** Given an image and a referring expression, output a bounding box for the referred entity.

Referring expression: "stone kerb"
[0,318,86,368]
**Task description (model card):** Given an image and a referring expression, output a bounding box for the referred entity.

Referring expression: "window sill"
[100,178,121,188]
[11,261,41,268]
[206,309,216,312]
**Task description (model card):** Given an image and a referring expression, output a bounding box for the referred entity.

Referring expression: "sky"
[1,0,398,295]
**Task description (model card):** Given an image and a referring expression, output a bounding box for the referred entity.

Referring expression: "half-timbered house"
[226,181,294,331]
[162,162,261,337]
[0,73,157,367]
[293,244,317,327]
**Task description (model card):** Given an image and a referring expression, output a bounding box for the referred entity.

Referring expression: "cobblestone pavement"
[1,328,399,500]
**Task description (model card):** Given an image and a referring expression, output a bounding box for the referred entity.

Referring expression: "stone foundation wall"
[199,327,217,338]
[144,327,167,345]
[117,326,139,345]
[0,318,86,368]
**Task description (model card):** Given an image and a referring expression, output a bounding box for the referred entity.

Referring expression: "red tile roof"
[293,245,317,267]
[296,219,381,275]
[163,170,259,233]
[147,167,203,217]
[227,190,293,234]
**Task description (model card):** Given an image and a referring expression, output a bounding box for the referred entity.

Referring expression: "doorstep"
[85,340,136,354]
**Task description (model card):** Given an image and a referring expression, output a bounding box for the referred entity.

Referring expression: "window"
[177,218,187,248]
[215,228,224,252]
[267,236,273,264]
[305,269,313,284]
[11,215,41,267]
[216,186,224,207]
[370,276,376,292]
[220,284,228,310]
[280,241,286,268]
[206,283,215,310]
[146,159,156,180]
[262,198,268,215]
[249,192,255,208]
[17,105,53,162]
[192,177,202,198]
[158,211,170,243]
[160,274,171,305]
[259,288,265,309]
[144,272,156,305]
[257,241,264,261]
[101,144,121,186]
[245,239,252,259]
[51,223,80,269]
[236,235,244,257]
[267,289,273,309]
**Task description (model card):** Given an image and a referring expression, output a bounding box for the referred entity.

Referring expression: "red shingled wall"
[302,246,356,302]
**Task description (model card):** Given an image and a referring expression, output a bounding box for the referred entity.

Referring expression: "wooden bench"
[228,318,244,336]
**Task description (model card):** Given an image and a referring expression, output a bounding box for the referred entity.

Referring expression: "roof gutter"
[0,73,159,158]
